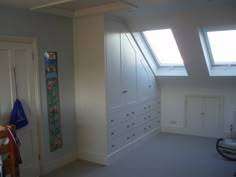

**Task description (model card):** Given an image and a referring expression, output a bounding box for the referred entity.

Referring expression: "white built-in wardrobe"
[73,15,161,165]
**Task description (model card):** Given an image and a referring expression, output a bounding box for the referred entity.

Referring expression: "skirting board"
[40,151,77,175]
[162,126,224,138]
[107,128,160,165]
[77,151,109,165]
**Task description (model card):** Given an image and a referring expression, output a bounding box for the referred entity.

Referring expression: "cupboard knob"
[111,132,115,135]
[132,112,135,114]
[132,134,135,137]
[112,145,115,148]
[127,137,130,140]
[132,123,135,125]
[126,125,130,128]
[144,107,147,109]
[126,113,130,117]
[111,119,114,122]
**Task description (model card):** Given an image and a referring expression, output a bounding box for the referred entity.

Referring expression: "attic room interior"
[0,0,236,177]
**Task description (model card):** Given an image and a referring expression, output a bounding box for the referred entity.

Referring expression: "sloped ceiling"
[110,0,236,88]
[1,0,236,88]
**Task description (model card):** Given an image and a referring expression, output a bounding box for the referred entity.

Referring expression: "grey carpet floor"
[43,133,236,177]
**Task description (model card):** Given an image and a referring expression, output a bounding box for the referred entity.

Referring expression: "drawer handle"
[122,90,128,93]
[132,123,135,125]
[144,117,147,120]
[126,125,130,128]
[144,107,147,109]
[112,145,115,148]
[132,112,135,114]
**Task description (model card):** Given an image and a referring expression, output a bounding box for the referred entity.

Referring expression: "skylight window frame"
[141,29,184,68]
[203,25,236,67]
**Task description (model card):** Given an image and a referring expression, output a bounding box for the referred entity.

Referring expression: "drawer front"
[108,110,123,127]
[110,135,126,153]
[109,123,126,138]
[151,99,161,110]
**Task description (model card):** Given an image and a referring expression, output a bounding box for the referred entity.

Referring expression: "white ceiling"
[0,0,233,9]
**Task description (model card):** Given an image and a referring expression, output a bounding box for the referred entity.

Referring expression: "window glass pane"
[207,30,236,64]
[143,29,184,65]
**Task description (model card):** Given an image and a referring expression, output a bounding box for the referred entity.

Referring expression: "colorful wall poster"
[44,51,63,151]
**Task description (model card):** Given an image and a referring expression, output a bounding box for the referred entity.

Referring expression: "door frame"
[0,36,43,175]
[184,94,224,137]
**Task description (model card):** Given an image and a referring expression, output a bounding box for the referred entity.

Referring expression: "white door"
[186,96,222,137]
[106,21,124,112]
[204,97,220,129]
[0,41,40,177]
[186,96,203,129]
[137,56,149,101]
[122,33,137,105]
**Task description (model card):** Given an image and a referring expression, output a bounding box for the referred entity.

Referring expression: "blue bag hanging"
[9,99,28,129]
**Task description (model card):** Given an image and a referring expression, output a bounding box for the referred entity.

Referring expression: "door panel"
[106,22,124,111]
[137,56,149,101]
[204,97,220,129]
[0,41,40,177]
[122,33,137,105]
[186,97,203,129]
[0,48,13,119]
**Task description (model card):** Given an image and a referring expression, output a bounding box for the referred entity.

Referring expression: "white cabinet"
[74,16,161,164]
[121,33,137,106]
[186,95,222,137]
[106,22,137,112]
[137,52,158,101]
[106,19,161,155]
[106,21,124,111]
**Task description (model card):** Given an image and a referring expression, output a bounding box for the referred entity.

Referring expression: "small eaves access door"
[0,40,40,177]
[185,95,223,138]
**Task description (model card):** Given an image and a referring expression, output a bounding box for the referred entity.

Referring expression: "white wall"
[161,87,236,137]
[73,15,108,164]
[0,7,76,175]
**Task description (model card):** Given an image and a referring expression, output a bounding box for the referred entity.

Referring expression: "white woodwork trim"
[74,2,129,18]
[32,7,74,18]
[161,126,225,138]
[77,151,108,165]
[0,36,43,176]
[30,0,73,10]
[107,128,160,165]
[184,94,224,136]
[41,151,77,175]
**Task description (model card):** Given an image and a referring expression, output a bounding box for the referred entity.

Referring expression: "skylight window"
[205,29,236,65]
[143,29,184,66]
